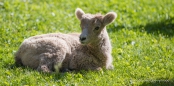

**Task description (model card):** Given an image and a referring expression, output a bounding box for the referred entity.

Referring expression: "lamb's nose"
[80,37,86,41]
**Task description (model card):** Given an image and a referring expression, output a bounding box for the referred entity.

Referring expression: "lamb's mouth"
[80,41,88,45]
[80,41,86,44]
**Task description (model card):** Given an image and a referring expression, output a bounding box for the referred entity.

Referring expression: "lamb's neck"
[87,28,111,56]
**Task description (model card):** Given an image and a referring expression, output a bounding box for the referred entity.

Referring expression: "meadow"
[0,0,174,85]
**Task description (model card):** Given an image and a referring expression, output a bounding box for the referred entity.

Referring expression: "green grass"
[0,0,174,85]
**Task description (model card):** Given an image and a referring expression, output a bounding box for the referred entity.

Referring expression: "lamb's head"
[75,8,117,45]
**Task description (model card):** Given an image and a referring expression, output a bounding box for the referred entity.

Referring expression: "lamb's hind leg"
[37,51,66,73]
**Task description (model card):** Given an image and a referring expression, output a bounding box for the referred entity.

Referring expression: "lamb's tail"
[14,56,23,66]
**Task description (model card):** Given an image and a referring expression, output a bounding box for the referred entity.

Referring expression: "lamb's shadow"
[140,78,174,86]
[109,18,174,38]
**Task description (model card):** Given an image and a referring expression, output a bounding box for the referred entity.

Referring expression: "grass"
[0,0,174,85]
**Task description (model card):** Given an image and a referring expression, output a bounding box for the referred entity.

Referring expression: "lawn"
[0,0,174,85]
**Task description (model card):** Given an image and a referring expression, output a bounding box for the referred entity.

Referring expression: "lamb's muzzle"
[79,28,88,44]
[79,36,86,43]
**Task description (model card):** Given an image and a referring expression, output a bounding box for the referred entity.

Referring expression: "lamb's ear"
[75,8,85,20]
[103,12,117,26]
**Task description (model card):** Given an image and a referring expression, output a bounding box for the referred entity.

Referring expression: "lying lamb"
[15,8,117,73]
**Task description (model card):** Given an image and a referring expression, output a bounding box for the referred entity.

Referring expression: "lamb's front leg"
[105,53,114,70]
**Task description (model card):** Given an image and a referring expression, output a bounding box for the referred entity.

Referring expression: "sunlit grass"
[0,0,174,85]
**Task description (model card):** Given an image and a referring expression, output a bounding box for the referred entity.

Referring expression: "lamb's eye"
[95,26,100,30]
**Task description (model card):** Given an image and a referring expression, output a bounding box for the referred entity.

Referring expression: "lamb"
[15,8,117,73]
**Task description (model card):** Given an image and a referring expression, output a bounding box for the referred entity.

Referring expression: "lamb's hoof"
[107,65,114,70]
[96,67,102,71]
[37,65,51,73]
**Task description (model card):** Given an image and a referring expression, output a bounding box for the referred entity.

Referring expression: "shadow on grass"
[110,17,174,37]
[6,62,85,80]
[143,18,174,37]
[140,78,174,86]
[5,63,67,79]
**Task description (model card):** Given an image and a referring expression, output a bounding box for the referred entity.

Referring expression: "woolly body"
[15,8,117,72]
